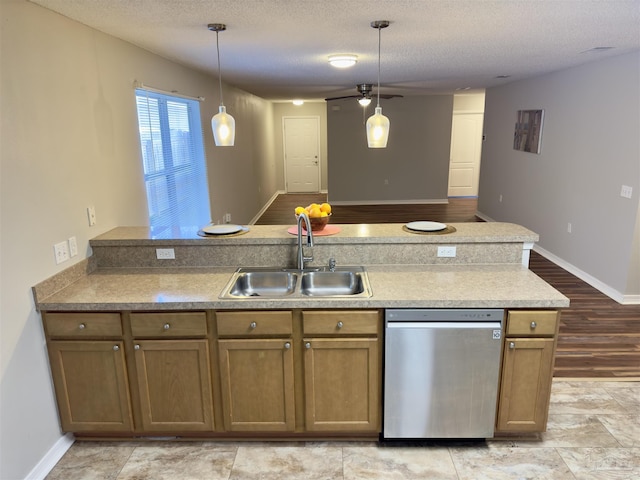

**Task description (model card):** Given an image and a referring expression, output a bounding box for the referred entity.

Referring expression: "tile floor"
[46,379,639,480]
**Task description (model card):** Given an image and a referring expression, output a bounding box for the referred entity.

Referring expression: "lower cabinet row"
[43,310,381,435]
[43,309,559,437]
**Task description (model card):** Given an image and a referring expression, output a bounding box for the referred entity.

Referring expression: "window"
[135,88,211,234]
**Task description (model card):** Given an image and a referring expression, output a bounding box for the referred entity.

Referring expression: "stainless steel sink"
[219,266,371,299]
[223,268,298,297]
[300,270,368,296]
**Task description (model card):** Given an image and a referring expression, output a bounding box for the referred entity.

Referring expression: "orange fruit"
[320,203,332,214]
[309,207,322,218]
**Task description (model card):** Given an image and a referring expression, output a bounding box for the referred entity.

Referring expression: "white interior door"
[448,113,484,197]
[284,117,320,193]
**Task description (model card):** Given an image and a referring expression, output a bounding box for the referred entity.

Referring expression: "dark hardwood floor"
[256,194,640,378]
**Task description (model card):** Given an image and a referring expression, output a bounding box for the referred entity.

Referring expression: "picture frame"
[513,109,544,154]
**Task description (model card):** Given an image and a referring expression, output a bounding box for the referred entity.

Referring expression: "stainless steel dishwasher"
[383,308,504,439]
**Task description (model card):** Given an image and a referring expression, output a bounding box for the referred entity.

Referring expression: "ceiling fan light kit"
[367,20,390,148]
[208,23,236,146]
[328,54,358,68]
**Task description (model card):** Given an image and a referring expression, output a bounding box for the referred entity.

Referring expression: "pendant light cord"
[216,30,224,107]
[376,25,381,108]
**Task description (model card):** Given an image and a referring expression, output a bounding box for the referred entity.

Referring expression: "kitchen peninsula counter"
[34,223,569,311]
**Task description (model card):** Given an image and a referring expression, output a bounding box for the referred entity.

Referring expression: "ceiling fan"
[325,83,403,105]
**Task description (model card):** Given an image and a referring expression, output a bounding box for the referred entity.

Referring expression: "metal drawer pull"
[509,342,515,349]
[134,344,140,350]
[113,345,120,351]
[78,323,86,330]
[250,322,257,329]
[284,342,291,349]
[530,321,537,329]
[305,342,311,349]
[337,321,344,329]
[163,323,171,330]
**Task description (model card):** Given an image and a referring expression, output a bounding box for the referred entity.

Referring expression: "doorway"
[283,116,320,193]
[448,112,484,197]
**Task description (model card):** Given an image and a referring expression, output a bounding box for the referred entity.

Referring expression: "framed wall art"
[513,109,544,154]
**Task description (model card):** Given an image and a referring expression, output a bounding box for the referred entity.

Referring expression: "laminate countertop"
[35,223,569,311]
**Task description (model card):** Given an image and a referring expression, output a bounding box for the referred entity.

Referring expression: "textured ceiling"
[30,0,640,100]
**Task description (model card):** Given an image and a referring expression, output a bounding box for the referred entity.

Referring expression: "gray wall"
[0,1,276,477]
[478,51,640,300]
[327,95,454,203]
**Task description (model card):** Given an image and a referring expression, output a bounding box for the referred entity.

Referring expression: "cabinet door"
[304,338,380,432]
[218,339,295,431]
[134,339,215,431]
[497,338,555,432]
[48,341,133,432]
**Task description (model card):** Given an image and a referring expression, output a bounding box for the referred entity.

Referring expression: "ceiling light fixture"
[328,54,358,68]
[292,99,304,106]
[208,23,235,146]
[366,20,390,148]
[358,97,372,107]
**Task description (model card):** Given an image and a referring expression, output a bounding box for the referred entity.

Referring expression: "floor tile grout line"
[553,446,579,479]
[114,444,137,480]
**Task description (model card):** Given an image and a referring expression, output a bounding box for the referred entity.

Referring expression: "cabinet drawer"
[303,310,379,335]
[216,311,292,336]
[506,311,559,337]
[44,313,122,338]
[130,312,207,338]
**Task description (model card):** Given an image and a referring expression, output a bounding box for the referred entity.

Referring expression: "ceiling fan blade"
[325,95,360,101]
[379,94,404,99]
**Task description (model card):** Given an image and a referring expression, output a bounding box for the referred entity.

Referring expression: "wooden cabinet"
[43,313,133,432]
[496,310,559,433]
[216,311,295,431]
[130,312,214,432]
[302,310,381,432]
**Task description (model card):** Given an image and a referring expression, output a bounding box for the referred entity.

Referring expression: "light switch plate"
[156,248,175,260]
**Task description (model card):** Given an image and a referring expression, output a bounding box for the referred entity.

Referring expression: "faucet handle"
[328,258,336,271]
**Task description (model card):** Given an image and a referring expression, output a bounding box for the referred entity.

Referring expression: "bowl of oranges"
[295,203,332,231]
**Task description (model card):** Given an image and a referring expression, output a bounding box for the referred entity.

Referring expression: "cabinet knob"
[336,321,344,329]
[509,342,516,349]
[284,342,291,350]
[163,323,171,330]
[113,345,120,351]
[78,323,86,330]
[305,342,311,349]
[530,321,537,329]
[134,344,140,350]
[250,322,257,329]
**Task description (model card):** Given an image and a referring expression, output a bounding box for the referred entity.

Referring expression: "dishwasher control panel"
[385,308,504,322]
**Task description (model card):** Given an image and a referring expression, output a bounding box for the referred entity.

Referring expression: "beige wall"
[327,95,454,203]
[0,1,275,477]
[478,51,640,301]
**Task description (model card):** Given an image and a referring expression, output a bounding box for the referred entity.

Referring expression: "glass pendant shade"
[211,105,235,146]
[366,106,389,148]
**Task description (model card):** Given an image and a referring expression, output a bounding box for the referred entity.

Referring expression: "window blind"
[135,88,211,234]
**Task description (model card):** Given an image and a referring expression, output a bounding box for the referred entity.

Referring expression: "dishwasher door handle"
[386,321,502,329]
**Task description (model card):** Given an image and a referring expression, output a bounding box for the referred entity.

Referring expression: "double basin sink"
[219,266,372,299]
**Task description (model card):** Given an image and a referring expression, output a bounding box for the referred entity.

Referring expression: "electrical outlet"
[54,241,70,264]
[499,194,503,203]
[156,248,175,260]
[224,213,231,223]
[87,206,96,226]
[437,246,457,258]
[68,236,78,257]
[567,223,572,233]
[621,185,633,199]
[384,179,389,185]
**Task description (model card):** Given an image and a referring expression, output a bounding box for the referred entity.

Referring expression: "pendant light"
[366,20,390,148]
[208,23,235,146]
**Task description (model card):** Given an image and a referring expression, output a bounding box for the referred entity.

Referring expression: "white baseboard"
[476,211,639,305]
[25,433,74,480]
[248,190,285,225]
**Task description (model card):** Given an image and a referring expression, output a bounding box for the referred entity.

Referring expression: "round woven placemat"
[402,225,457,235]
